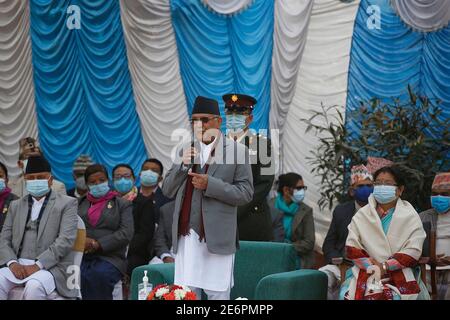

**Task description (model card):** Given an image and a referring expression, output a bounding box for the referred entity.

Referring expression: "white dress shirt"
[199,141,214,168]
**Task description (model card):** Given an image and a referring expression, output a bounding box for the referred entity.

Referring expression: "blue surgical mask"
[292,189,305,204]
[114,178,134,194]
[88,182,110,198]
[431,196,450,214]
[226,114,247,131]
[373,185,397,204]
[140,170,159,187]
[354,185,374,204]
[26,179,50,198]
[0,178,6,193]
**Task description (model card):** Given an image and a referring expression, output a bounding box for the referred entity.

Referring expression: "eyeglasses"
[190,117,219,124]
[374,181,397,187]
[293,186,307,191]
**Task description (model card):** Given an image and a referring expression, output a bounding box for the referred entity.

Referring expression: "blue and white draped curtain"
[1,0,449,242]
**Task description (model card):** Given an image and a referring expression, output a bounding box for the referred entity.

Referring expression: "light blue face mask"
[292,189,305,204]
[431,195,450,214]
[26,179,50,198]
[140,170,159,187]
[373,185,397,204]
[0,178,6,193]
[88,182,110,198]
[114,178,134,194]
[226,114,247,131]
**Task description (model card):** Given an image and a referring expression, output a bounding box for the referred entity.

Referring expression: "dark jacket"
[78,195,134,274]
[127,193,156,273]
[237,132,275,241]
[154,201,175,259]
[270,198,315,269]
[137,187,172,224]
[322,201,357,264]
[0,192,19,232]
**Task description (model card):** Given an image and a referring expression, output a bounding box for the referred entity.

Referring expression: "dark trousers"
[80,256,123,300]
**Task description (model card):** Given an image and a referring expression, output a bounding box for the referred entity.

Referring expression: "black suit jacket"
[322,201,357,264]
[0,192,19,232]
[237,132,275,241]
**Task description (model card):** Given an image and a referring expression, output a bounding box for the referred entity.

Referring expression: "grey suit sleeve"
[0,201,19,265]
[154,213,170,258]
[162,158,189,199]
[204,161,254,207]
[97,200,134,253]
[293,210,315,255]
[37,198,78,270]
[272,212,285,242]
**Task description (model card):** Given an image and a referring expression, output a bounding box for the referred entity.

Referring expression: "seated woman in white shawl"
[340,166,429,300]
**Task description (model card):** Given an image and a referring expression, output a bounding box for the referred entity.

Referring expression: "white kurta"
[174,229,234,292]
[0,259,55,295]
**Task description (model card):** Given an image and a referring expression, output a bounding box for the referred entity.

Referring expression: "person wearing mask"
[78,164,134,300]
[419,172,450,300]
[0,161,19,232]
[319,164,374,299]
[9,137,66,197]
[0,155,78,299]
[162,96,254,300]
[110,164,156,276]
[270,173,315,269]
[139,158,171,223]
[223,94,275,241]
[113,164,138,202]
[340,165,429,300]
[67,155,93,199]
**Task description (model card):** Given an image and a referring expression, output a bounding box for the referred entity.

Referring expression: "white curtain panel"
[269,0,314,174]
[391,0,450,32]
[282,0,361,249]
[0,0,39,177]
[201,0,254,15]
[120,0,190,174]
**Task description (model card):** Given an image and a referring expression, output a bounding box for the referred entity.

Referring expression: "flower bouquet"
[147,284,197,300]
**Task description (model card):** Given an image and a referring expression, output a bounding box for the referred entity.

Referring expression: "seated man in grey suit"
[163,96,254,300]
[0,155,78,300]
[151,201,175,264]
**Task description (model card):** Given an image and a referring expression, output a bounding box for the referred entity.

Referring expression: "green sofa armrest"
[130,263,175,300]
[254,270,327,300]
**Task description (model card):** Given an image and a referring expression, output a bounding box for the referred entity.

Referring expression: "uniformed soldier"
[222,93,275,241]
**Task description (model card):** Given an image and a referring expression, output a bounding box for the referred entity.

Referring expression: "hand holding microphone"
[182,146,198,166]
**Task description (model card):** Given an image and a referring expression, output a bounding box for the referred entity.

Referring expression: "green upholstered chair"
[131,241,327,300]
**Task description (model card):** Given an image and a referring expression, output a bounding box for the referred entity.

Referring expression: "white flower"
[181,285,191,292]
[155,287,170,298]
[174,289,186,300]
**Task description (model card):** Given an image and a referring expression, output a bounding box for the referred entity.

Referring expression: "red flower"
[163,292,175,300]
[147,291,155,300]
[154,284,167,291]
[184,291,197,300]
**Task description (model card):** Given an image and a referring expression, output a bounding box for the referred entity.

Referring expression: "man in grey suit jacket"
[163,96,253,300]
[153,201,175,263]
[0,155,78,300]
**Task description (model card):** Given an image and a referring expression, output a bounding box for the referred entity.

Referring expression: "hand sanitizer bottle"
[138,271,152,300]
